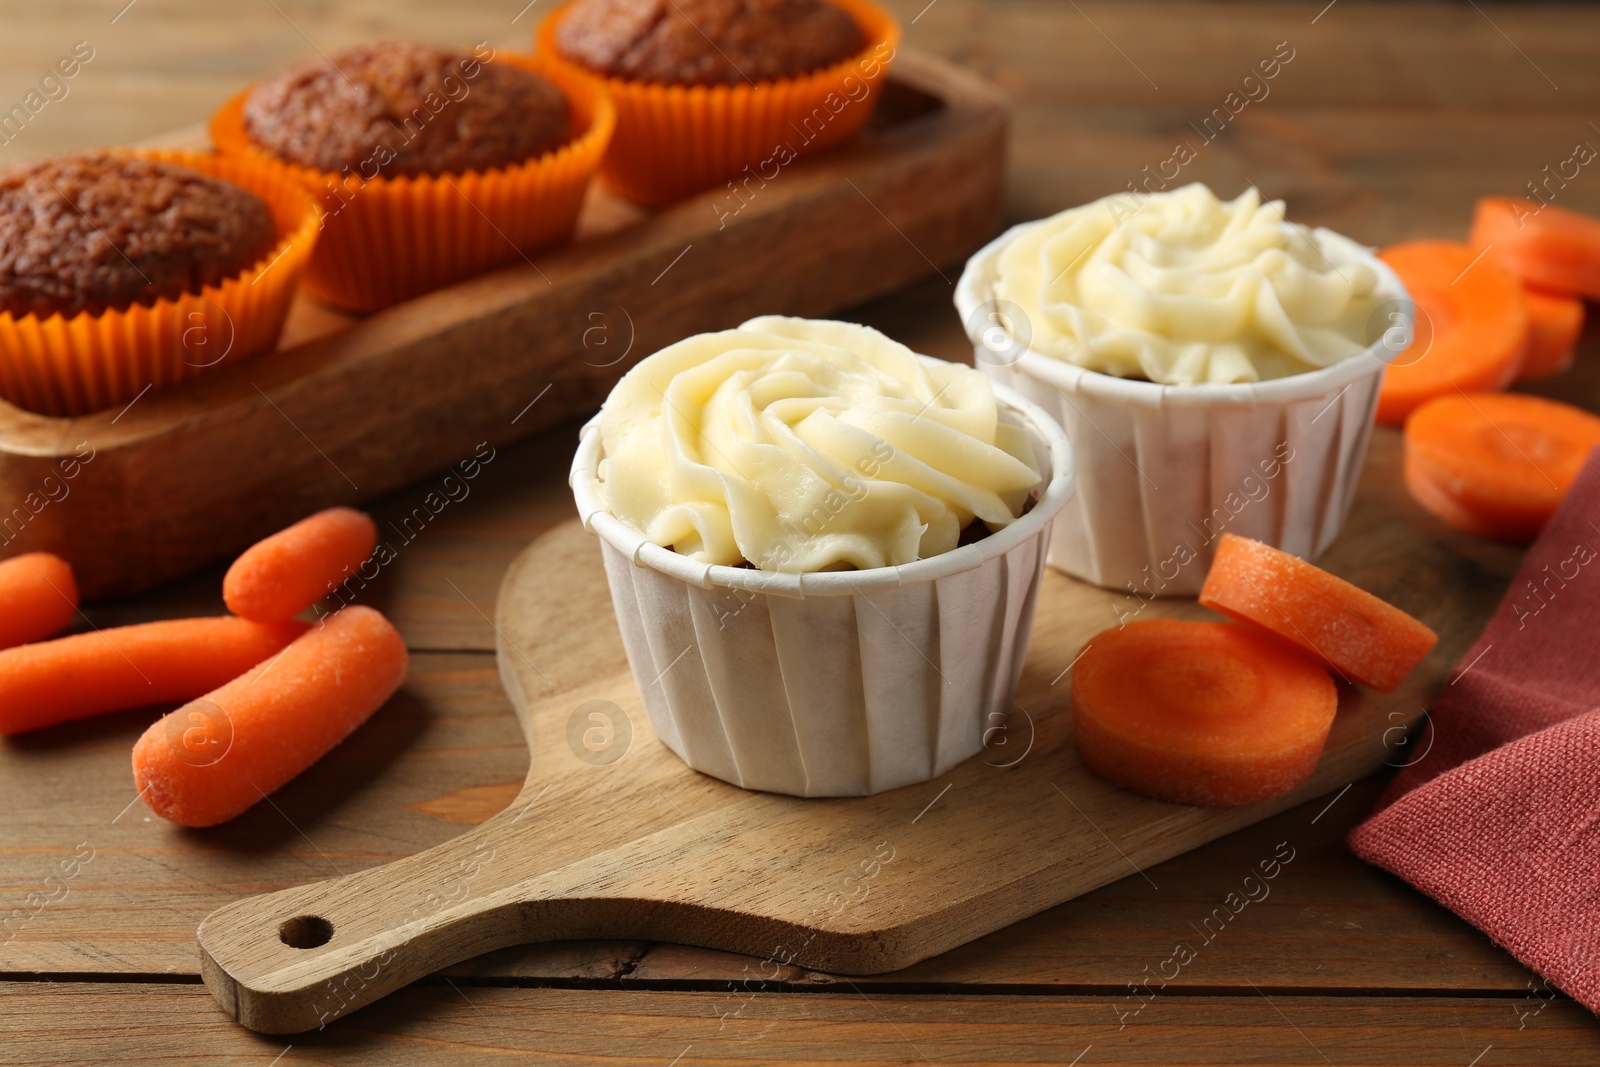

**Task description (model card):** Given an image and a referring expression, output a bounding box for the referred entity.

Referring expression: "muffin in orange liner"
[536,0,900,207]
[0,150,320,419]
[209,54,615,313]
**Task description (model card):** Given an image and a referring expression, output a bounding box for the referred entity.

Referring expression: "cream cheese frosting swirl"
[992,183,1383,385]
[597,316,1042,572]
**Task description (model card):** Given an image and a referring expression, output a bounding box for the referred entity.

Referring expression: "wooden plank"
[0,652,526,974]
[1003,109,1600,245]
[2,983,1596,1064]
[919,0,1597,110]
[4,2,1598,173]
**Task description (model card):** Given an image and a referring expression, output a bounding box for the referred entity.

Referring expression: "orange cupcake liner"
[209,53,616,313]
[0,150,320,418]
[536,0,902,208]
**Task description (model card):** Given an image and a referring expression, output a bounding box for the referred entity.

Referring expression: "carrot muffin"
[554,0,865,86]
[536,0,896,206]
[0,153,276,320]
[241,41,570,177]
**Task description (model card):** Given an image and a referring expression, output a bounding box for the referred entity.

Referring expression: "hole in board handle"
[279,915,334,949]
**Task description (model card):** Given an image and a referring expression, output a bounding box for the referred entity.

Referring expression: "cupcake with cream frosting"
[597,315,1041,571]
[956,183,1411,597]
[572,316,1075,796]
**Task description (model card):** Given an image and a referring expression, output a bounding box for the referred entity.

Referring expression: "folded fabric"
[1349,447,1600,1016]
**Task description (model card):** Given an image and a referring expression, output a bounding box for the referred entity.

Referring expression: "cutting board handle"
[197,805,537,1034]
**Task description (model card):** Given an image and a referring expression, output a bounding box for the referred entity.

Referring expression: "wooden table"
[4,1,1600,1062]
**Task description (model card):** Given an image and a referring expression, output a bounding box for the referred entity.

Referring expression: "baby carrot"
[1071,620,1337,807]
[1404,392,1600,542]
[0,617,308,735]
[1517,286,1585,381]
[1199,533,1438,692]
[133,605,408,827]
[0,553,78,651]
[223,507,378,623]
[1375,240,1529,424]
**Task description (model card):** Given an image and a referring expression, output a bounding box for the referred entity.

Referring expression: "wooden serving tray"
[195,501,1475,1034]
[0,49,1005,599]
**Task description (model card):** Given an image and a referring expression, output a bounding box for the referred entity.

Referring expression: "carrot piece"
[1375,240,1530,425]
[1071,619,1337,807]
[1198,533,1438,692]
[223,507,378,623]
[0,617,307,735]
[0,553,78,651]
[133,605,408,827]
[1470,196,1600,299]
[1517,287,1585,381]
[1402,451,1508,540]
[1403,391,1600,542]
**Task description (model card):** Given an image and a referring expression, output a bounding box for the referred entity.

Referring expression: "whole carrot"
[133,605,409,827]
[223,507,379,623]
[0,553,79,651]
[0,617,308,735]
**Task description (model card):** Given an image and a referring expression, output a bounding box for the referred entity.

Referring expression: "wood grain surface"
[3,0,1599,1061]
[194,466,1486,1033]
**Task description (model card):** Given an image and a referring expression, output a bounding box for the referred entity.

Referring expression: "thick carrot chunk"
[1471,196,1600,300]
[1375,240,1528,424]
[1404,392,1600,542]
[1198,533,1437,693]
[1071,620,1337,807]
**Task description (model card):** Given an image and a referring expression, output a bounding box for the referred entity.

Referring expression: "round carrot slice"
[1471,196,1600,300]
[1375,240,1529,425]
[1518,286,1584,381]
[1198,533,1438,693]
[1402,452,1505,541]
[1404,391,1600,542]
[1071,620,1337,807]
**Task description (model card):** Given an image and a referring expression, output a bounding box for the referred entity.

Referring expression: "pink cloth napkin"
[1349,448,1600,1015]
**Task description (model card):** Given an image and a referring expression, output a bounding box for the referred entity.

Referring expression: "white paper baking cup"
[955,222,1412,597]
[570,379,1075,797]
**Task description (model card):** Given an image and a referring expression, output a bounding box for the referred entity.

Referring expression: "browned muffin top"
[555,0,864,86]
[0,154,277,321]
[242,42,570,177]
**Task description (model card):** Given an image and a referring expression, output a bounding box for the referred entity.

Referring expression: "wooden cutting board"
[196,492,1477,1034]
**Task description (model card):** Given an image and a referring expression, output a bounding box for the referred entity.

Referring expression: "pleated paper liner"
[955,224,1413,597]
[535,0,901,208]
[0,150,320,418]
[569,379,1076,797]
[209,53,615,313]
